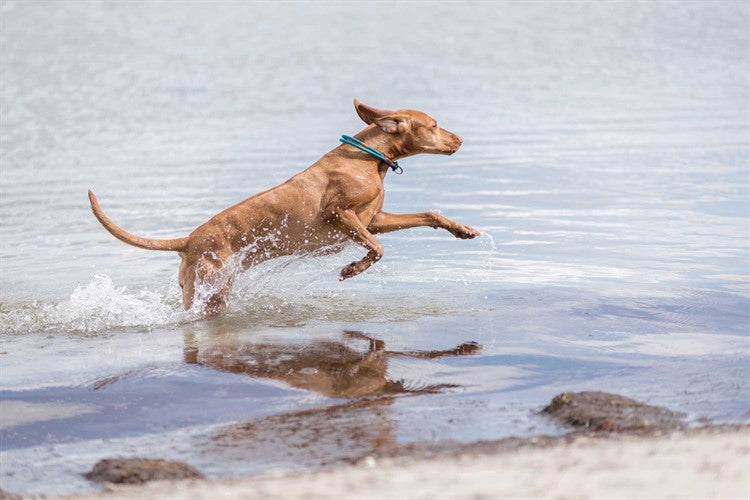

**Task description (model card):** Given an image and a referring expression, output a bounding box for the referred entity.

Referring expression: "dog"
[88,100,480,316]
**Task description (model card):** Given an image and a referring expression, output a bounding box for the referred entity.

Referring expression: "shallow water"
[1,1,749,495]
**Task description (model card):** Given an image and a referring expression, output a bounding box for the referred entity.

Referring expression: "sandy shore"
[66,425,749,500]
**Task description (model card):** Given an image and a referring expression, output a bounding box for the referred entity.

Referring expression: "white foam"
[0,274,189,334]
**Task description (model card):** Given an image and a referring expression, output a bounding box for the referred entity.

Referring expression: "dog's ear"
[353,99,406,134]
[372,115,407,134]
[354,99,391,124]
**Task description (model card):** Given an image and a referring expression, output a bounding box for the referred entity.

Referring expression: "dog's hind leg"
[178,255,232,317]
[195,257,234,317]
[202,283,232,317]
[178,257,197,311]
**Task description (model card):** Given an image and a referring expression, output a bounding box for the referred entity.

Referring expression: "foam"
[0,274,187,334]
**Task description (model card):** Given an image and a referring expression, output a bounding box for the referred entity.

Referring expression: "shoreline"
[58,424,750,500]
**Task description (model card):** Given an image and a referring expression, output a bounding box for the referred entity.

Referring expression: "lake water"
[1,1,748,495]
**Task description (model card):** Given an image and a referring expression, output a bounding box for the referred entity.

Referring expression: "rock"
[84,458,203,484]
[541,391,685,432]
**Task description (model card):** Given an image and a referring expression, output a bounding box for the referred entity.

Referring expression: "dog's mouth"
[428,144,461,155]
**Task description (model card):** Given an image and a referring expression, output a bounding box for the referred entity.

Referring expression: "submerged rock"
[84,458,203,484]
[542,391,685,432]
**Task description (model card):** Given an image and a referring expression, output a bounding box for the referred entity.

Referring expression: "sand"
[66,426,749,500]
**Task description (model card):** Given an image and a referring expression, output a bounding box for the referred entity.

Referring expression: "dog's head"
[354,99,462,155]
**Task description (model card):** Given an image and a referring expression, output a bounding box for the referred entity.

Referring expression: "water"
[1,1,749,495]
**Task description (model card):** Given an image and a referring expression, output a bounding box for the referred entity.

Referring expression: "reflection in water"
[185,328,480,467]
[184,330,480,399]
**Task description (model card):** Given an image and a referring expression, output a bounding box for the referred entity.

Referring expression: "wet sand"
[59,425,749,500]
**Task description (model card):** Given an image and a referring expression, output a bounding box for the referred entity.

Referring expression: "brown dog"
[89,100,480,316]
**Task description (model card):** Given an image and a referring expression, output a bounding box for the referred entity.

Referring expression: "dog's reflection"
[184,330,480,399]
[191,329,481,466]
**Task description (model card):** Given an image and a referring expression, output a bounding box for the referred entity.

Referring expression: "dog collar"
[340,135,403,174]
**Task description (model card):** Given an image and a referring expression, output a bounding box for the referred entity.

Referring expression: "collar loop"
[340,135,403,174]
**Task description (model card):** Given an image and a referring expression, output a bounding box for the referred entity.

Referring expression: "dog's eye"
[431,122,438,129]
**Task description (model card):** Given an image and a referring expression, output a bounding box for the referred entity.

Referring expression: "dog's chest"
[324,168,385,224]
[354,188,384,227]
[335,170,383,205]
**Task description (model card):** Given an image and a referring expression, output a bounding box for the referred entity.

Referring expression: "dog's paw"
[450,225,481,239]
[339,262,360,281]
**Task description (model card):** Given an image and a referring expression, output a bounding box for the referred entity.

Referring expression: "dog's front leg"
[326,208,384,280]
[368,211,480,239]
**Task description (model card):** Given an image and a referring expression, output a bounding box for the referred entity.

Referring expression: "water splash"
[187,245,459,325]
[0,274,188,334]
[186,239,349,315]
[480,230,498,274]
[0,246,465,334]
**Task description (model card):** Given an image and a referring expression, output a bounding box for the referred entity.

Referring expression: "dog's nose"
[457,135,463,144]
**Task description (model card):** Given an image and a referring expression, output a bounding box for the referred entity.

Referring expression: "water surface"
[1,1,749,495]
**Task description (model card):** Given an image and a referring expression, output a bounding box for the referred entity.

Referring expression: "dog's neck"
[353,125,412,161]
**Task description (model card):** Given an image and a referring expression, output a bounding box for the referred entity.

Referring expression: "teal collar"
[340,135,403,174]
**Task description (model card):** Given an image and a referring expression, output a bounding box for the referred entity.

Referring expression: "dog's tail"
[88,190,188,252]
